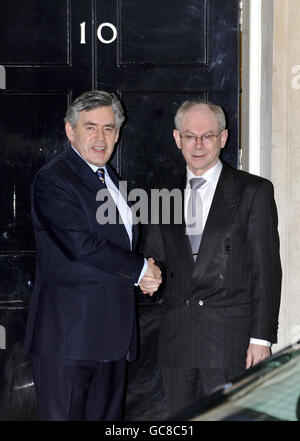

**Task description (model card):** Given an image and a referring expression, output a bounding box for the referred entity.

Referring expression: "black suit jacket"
[24,146,144,361]
[143,162,282,368]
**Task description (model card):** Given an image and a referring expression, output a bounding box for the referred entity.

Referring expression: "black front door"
[0,0,240,420]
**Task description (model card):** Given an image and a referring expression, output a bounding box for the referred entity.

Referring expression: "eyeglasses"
[179,132,223,145]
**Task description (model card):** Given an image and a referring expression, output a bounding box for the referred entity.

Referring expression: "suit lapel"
[62,147,132,250]
[63,146,103,194]
[193,163,237,276]
[168,174,195,267]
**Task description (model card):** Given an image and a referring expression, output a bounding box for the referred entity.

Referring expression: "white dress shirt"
[185,159,270,348]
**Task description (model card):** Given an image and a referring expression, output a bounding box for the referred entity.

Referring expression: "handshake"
[139,258,162,296]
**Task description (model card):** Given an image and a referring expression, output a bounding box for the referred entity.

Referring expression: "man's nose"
[96,127,105,140]
[194,137,204,147]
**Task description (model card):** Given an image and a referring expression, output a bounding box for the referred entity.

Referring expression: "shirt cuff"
[250,338,271,347]
[134,258,148,286]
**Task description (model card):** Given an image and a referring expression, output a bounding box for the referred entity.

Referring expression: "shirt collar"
[186,159,222,187]
[71,145,107,174]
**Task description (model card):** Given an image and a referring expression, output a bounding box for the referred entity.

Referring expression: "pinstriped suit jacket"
[143,162,282,368]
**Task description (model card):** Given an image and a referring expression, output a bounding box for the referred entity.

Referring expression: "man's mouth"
[192,153,205,158]
[92,146,105,152]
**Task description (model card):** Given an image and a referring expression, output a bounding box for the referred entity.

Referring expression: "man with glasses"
[140,100,282,417]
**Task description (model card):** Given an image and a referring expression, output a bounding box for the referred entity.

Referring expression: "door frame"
[240,0,274,179]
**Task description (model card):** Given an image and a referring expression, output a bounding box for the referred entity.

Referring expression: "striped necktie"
[96,168,105,184]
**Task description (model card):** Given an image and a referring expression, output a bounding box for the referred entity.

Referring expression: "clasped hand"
[139,258,162,296]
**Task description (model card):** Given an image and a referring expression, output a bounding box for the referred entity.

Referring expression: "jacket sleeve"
[247,179,282,343]
[138,223,167,301]
[141,222,167,268]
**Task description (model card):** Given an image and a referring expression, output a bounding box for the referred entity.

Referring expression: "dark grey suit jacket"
[143,162,282,369]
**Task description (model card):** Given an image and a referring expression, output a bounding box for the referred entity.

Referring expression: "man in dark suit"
[140,100,282,417]
[24,90,161,421]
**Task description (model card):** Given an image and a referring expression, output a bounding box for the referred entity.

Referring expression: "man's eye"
[186,135,194,141]
[202,134,211,141]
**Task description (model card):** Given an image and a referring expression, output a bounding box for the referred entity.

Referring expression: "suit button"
[225,245,231,252]
[219,274,225,280]
[170,272,174,278]
[199,300,204,306]
[185,299,191,306]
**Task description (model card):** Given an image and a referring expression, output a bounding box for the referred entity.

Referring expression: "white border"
[248,0,262,175]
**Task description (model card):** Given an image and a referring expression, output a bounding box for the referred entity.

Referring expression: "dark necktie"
[186,177,206,261]
[96,168,105,184]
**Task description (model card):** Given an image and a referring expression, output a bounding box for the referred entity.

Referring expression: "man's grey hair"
[64,90,125,130]
[174,99,227,132]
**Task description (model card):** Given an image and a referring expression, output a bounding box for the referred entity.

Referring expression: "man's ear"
[220,129,228,149]
[114,129,120,144]
[173,129,182,149]
[65,121,75,144]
